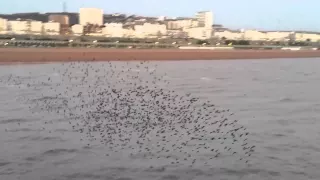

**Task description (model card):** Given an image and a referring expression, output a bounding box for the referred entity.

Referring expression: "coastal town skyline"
[1,0,320,31]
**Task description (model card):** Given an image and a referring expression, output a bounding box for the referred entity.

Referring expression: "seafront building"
[214,30,243,40]
[184,27,212,40]
[1,8,320,43]
[0,18,8,34]
[48,15,69,25]
[294,32,320,42]
[102,23,134,38]
[103,23,123,37]
[182,11,213,39]
[79,8,103,26]
[43,22,60,35]
[213,30,320,42]
[6,20,43,35]
[165,18,198,30]
[5,20,60,35]
[243,30,267,41]
[7,20,30,34]
[71,24,84,36]
[195,11,213,28]
[134,23,167,38]
[29,21,43,35]
[263,31,292,41]
[48,14,70,35]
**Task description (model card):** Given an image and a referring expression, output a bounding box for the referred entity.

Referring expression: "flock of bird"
[2,60,255,167]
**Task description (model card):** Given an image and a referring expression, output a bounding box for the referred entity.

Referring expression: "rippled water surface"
[1,58,320,180]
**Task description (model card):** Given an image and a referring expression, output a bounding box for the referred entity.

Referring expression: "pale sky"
[1,0,320,31]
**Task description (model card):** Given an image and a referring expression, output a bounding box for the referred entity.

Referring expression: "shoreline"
[1,48,320,65]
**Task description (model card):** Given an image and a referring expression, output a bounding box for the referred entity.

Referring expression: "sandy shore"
[1,48,320,64]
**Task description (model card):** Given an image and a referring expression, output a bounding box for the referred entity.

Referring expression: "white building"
[264,31,291,41]
[184,27,212,39]
[103,23,124,37]
[72,24,84,36]
[243,30,267,41]
[102,23,135,38]
[157,16,166,21]
[294,32,320,42]
[214,30,243,40]
[7,20,45,35]
[43,22,60,35]
[8,20,30,34]
[30,21,43,35]
[0,18,8,34]
[134,23,167,38]
[79,8,103,26]
[195,11,213,28]
[166,18,198,30]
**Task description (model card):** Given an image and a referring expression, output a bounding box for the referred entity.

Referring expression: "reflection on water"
[1,58,320,180]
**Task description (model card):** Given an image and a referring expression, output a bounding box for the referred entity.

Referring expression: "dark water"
[1,58,320,180]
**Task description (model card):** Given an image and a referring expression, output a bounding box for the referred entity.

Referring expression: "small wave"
[0,161,11,167]
[200,77,211,81]
[131,69,141,72]
[212,89,225,93]
[64,173,105,180]
[218,167,281,176]
[31,96,66,102]
[115,178,133,180]
[266,156,281,160]
[216,77,229,80]
[55,128,70,132]
[25,156,43,162]
[144,166,166,172]
[19,136,66,142]
[42,148,78,156]
[159,175,179,180]
[279,97,294,102]
[252,77,259,81]
[6,128,39,132]
[16,84,28,89]
[4,84,22,88]
[273,133,286,137]
[148,68,156,72]
[0,118,28,125]
[289,170,308,176]
[52,158,75,166]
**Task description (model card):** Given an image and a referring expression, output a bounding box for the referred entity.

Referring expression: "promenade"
[1,48,320,64]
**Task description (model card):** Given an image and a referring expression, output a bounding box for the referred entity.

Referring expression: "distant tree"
[224,40,232,45]
[238,40,250,45]
[196,40,209,45]
[305,39,313,46]
[289,41,308,46]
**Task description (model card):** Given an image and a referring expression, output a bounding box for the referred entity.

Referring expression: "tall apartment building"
[79,8,103,26]
[195,11,213,28]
